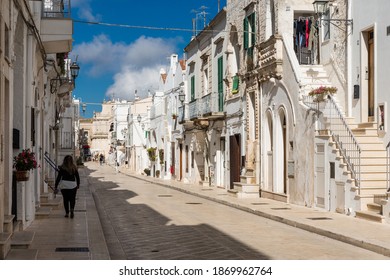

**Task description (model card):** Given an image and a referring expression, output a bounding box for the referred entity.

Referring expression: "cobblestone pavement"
[87,163,389,260]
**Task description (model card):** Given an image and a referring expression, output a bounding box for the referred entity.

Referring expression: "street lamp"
[70,61,80,87]
[312,0,329,15]
[179,90,185,104]
[312,0,353,29]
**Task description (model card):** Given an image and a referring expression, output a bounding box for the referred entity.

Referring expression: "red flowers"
[308,86,337,97]
[13,149,38,171]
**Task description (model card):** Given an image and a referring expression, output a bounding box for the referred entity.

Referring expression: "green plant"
[156,170,160,178]
[13,149,38,171]
[147,147,157,161]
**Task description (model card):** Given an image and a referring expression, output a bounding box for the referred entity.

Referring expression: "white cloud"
[72,0,101,22]
[71,34,181,100]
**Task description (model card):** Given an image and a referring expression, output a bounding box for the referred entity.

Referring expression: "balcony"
[189,99,201,120]
[40,0,73,54]
[259,35,283,81]
[200,92,225,120]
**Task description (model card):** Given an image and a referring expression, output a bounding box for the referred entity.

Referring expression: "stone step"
[0,233,12,260]
[3,215,15,234]
[35,207,52,219]
[40,197,62,209]
[355,210,384,223]
[367,202,382,213]
[240,175,256,184]
[352,127,379,136]
[5,248,38,260]
[10,231,35,249]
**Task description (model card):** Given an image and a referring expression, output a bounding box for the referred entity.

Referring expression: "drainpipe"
[347,0,353,117]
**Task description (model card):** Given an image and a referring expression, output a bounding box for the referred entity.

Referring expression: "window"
[244,13,256,54]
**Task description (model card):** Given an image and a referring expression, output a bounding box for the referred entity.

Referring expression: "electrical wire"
[73,19,251,35]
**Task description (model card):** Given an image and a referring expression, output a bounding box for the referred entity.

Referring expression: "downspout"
[346,0,353,117]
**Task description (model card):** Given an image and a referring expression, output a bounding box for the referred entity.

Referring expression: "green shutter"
[218,57,223,93]
[251,13,256,46]
[218,57,224,111]
[232,75,239,94]
[191,76,195,101]
[243,17,249,50]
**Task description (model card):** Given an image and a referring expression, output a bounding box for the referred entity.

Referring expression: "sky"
[70,0,227,118]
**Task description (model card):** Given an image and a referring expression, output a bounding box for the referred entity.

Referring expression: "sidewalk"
[6,162,390,259]
[5,166,110,260]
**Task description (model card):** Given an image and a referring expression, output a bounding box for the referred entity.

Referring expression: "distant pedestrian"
[99,154,104,165]
[55,155,80,218]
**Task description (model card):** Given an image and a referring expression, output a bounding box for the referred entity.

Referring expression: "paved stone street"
[87,163,389,260]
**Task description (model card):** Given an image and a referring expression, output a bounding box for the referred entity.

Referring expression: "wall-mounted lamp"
[178,90,185,104]
[82,103,87,114]
[50,61,80,95]
[70,61,80,87]
[137,114,142,123]
[312,0,353,30]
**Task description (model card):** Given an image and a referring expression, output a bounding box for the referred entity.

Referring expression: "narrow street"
[86,163,389,260]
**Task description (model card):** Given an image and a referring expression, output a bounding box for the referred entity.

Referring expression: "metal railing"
[304,94,361,191]
[327,95,361,190]
[386,141,390,195]
[189,99,201,120]
[43,0,71,18]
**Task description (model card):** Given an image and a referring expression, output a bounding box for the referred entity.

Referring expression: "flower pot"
[15,170,30,182]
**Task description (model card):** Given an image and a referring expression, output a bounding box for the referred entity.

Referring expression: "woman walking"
[55,155,80,218]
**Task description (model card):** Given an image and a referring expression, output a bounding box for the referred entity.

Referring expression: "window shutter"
[243,17,249,49]
[218,57,223,93]
[191,76,195,101]
[251,13,256,46]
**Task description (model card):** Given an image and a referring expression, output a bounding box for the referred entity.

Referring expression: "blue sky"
[70,0,227,117]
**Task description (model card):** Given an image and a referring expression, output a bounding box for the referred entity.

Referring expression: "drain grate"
[201,189,213,191]
[158,195,173,197]
[251,203,269,205]
[186,202,202,205]
[271,207,291,210]
[307,217,333,221]
[74,210,86,212]
[55,247,89,252]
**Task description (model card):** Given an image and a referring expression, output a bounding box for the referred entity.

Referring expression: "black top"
[55,167,80,188]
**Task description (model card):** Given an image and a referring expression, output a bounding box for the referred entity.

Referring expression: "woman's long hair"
[61,155,77,175]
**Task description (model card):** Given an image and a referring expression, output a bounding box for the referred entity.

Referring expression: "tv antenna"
[191,6,209,36]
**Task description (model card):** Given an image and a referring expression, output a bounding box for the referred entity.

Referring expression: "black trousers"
[61,188,77,214]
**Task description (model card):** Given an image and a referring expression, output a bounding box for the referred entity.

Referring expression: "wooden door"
[229,134,241,189]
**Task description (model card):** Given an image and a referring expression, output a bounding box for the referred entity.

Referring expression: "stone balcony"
[40,0,73,53]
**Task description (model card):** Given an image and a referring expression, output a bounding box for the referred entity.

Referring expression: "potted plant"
[147,147,157,162]
[144,168,151,176]
[308,86,337,102]
[13,149,38,181]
